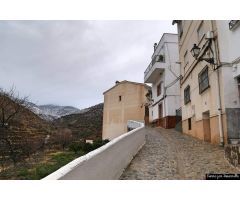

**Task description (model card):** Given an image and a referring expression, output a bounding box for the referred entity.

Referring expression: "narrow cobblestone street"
[120,127,239,180]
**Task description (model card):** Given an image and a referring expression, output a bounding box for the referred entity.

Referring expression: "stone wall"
[226,108,240,142]
[225,144,240,167]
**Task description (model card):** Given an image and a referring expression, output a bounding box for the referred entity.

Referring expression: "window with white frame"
[157,82,162,96]
[184,85,191,104]
[197,22,205,42]
[198,66,210,93]
[183,51,188,73]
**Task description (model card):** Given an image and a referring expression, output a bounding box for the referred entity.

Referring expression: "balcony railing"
[144,55,165,79]
[144,55,166,83]
[42,121,145,180]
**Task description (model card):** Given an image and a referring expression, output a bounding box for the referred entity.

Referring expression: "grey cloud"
[0,20,176,109]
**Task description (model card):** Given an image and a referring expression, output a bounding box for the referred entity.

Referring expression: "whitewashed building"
[173,20,240,145]
[144,33,181,128]
[216,20,240,143]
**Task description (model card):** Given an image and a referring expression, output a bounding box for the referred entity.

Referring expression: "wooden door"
[203,111,211,142]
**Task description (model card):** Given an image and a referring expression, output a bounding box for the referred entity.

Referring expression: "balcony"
[144,55,166,83]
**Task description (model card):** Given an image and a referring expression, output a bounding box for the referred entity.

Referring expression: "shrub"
[69,142,82,154]
[35,164,58,179]
[92,139,109,149]
[68,139,110,155]
[35,152,78,179]
[82,142,94,152]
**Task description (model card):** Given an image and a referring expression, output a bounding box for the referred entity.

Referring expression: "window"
[152,54,165,65]
[197,22,204,42]
[188,118,191,130]
[159,103,163,118]
[237,77,240,101]
[119,95,122,102]
[178,21,183,38]
[229,20,240,30]
[157,82,162,96]
[145,106,149,117]
[157,54,165,62]
[184,51,188,67]
[183,51,188,74]
[184,85,191,104]
[198,66,210,93]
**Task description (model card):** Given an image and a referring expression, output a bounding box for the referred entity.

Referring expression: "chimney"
[154,43,157,51]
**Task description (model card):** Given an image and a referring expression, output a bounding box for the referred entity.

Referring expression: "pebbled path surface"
[120,127,239,180]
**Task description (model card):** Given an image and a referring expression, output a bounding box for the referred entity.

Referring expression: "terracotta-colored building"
[102,80,150,140]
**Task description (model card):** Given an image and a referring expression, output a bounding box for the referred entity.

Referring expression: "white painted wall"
[42,122,145,180]
[216,21,240,109]
[149,33,180,121]
[217,21,240,64]
[127,120,144,129]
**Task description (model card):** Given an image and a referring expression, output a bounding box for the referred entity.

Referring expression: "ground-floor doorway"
[202,111,211,142]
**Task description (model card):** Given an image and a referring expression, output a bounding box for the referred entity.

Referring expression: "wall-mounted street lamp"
[190,43,215,65]
[190,44,201,59]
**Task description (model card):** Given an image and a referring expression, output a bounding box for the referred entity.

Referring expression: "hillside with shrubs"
[0,88,106,179]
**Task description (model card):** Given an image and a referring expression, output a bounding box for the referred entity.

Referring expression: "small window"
[229,20,240,30]
[157,82,162,96]
[152,54,165,65]
[188,118,191,130]
[159,103,163,118]
[237,77,240,101]
[184,51,188,74]
[184,51,188,67]
[184,85,191,104]
[197,22,204,42]
[119,95,122,102]
[157,54,165,62]
[198,66,210,94]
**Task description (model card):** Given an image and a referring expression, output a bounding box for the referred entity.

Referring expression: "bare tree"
[55,128,73,150]
[0,86,30,128]
[0,86,30,166]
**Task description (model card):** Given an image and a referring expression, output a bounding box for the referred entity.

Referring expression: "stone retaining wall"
[225,144,240,167]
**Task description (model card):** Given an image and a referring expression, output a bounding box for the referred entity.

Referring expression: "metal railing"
[144,62,153,78]
[144,55,165,79]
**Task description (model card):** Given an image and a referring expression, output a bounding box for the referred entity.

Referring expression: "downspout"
[163,86,167,128]
[210,21,224,146]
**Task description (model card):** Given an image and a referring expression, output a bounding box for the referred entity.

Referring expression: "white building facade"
[173,20,240,145]
[144,33,181,128]
[216,20,240,143]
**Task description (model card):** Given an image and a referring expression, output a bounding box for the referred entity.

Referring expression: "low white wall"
[42,122,145,180]
[127,120,144,130]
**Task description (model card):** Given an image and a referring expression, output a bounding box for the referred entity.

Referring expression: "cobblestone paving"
[120,127,239,180]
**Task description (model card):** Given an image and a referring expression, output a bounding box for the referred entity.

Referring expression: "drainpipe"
[210,21,224,146]
[163,86,167,126]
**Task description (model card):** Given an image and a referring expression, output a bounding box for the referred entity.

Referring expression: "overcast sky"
[0,21,177,109]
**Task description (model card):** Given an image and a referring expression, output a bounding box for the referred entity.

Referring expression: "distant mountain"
[54,103,103,140]
[28,102,82,121]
